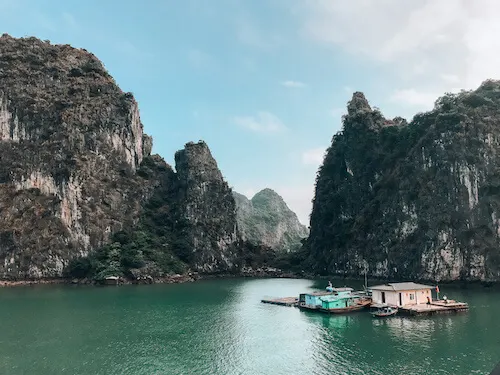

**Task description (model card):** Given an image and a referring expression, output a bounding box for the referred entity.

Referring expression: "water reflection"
[310,314,385,375]
[224,278,322,374]
[303,312,352,330]
[372,314,469,350]
[0,279,497,375]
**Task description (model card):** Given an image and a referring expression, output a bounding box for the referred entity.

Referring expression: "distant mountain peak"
[233,188,308,252]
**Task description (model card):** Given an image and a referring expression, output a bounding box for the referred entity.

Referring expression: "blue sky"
[1,0,498,224]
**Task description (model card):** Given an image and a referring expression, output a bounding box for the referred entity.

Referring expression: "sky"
[1,0,499,225]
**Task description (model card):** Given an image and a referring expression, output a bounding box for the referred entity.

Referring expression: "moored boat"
[298,283,372,314]
[371,306,398,317]
[319,297,372,314]
[298,287,354,311]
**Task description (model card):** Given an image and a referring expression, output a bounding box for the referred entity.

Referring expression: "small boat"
[320,298,372,314]
[103,276,119,285]
[371,306,398,317]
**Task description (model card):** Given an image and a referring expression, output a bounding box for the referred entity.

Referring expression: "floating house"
[299,287,353,309]
[370,282,469,316]
[262,281,467,316]
[370,282,433,307]
[298,287,371,314]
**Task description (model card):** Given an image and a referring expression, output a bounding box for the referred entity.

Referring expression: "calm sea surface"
[0,278,498,375]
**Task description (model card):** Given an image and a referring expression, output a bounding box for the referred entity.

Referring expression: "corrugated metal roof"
[369,282,434,291]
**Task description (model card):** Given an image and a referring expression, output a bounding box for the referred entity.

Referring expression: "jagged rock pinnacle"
[347,92,372,116]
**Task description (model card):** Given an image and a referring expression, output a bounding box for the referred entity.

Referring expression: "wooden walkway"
[261,296,298,307]
[399,300,469,316]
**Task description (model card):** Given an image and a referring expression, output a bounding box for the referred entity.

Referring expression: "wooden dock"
[261,296,298,307]
[399,300,469,316]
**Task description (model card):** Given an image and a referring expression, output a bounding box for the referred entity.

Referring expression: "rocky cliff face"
[306,81,500,282]
[0,35,240,280]
[233,189,308,252]
[174,141,239,272]
[0,35,153,279]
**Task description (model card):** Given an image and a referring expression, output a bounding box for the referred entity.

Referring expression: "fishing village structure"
[262,285,372,314]
[297,287,371,314]
[370,282,433,307]
[370,282,469,316]
[299,287,352,309]
[261,281,469,317]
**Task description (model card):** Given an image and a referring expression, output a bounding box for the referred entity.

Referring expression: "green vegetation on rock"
[65,140,245,281]
[0,35,245,281]
[305,81,500,282]
[65,156,189,280]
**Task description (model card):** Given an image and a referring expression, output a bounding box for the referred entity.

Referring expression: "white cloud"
[281,80,306,88]
[441,74,460,84]
[299,0,500,91]
[390,89,439,109]
[302,147,326,166]
[233,111,287,133]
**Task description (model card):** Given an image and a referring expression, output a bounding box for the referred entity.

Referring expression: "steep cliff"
[71,141,242,280]
[306,81,500,282]
[0,35,240,280]
[0,34,152,279]
[173,141,239,272]
[233,189,308,252]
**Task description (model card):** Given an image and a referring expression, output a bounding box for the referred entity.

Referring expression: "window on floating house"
[409,294,415,300]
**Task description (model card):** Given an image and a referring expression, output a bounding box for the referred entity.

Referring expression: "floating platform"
[398,300,469,316]
[261,296,298,307]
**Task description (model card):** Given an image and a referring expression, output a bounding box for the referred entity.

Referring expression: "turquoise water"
[0,278,498,375]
